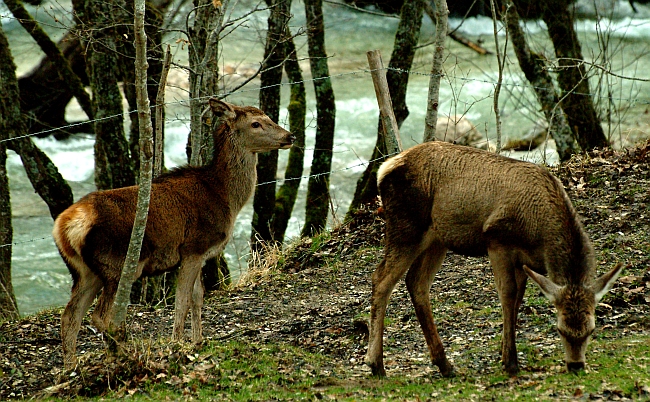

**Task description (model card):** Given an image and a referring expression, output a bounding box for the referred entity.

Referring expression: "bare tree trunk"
[108,0,154,346]
[0,143,17,320]
[423,0,448,142]
[188,0,224,166]
[301,0,336,237]
[505,0,578,161]
[0,27,19,319]
[187,0,230,291]
[251,0,291,248]
[121,4,164,175]
[540,0,608,150]
[73,0,136,191]
[490,0,505,153]
[348,0,424,214]
[270,31,307,244]
[131,46,173,306]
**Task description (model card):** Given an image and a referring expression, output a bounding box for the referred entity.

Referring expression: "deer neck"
[204,128,259,212]
[544,220,595,286]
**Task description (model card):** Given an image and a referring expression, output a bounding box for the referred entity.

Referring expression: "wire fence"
[2,62,650,251]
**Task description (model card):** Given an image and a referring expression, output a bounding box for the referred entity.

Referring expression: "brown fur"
[53,99,294,369]
[365,141,623,377]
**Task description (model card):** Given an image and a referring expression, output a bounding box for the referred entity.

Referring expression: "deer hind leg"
[405,245,453,377]
[366,243,423,377]
[514,267,528,329]
[172,256,204,342]
[91,280,118,334]
[488,247,522,376]
[61,270,103,370]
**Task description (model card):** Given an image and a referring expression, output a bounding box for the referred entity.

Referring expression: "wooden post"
[367,49,402,154]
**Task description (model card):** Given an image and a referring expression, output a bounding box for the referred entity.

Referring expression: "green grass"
[98,335,650,401]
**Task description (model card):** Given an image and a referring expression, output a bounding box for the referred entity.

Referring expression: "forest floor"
[1,142,649,400]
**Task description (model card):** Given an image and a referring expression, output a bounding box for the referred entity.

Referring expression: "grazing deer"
[53,99,294,369]
[365,141,624,377]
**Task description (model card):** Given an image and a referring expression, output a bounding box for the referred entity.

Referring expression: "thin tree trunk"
[302,0,336,237]
[132,46,173,306]
[490,0,504,153]
[540,0,608,150]
[121,4,164,175]
[73,0,135,191]
[0,27,19,320]
[423,0,449,142]
[0,143,17,320]
[251,0,290,247]
[270,31,307,244]
[505,0,578,161]
[108,0,154,345]
[187,0,230,291]
[188,0,224,166]
[348,0,424,215]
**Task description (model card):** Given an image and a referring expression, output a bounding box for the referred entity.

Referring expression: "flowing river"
[2,0,649,314]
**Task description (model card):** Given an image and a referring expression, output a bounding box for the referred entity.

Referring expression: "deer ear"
[523,265,561,304]
[209,98,236,120]
[592,262,625,303]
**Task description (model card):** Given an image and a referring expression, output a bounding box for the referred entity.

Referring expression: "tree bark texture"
[1,26,73,220]
[0,27,19,319]
[121,4,164,175]
[188,0,224,166]
[73,0,135,191]
[0,143,18,320]
[540,0,608,150]
[348,0,424,214]
[109,0,154,340]
[423,0,449,142]
[302,0,336,238]
[270,31,307,244]
[187,0,230,290]
[505,1,579,161]
[251,0,291,247]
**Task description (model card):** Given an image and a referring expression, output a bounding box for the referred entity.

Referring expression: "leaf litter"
[1,141,649,399]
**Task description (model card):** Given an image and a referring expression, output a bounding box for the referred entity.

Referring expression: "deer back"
[377,141,594,282]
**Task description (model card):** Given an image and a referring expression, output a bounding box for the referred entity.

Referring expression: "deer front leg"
[488,248,521,376]
[191,274,204,344]
[405,246,454,377]
[172,257,203,342]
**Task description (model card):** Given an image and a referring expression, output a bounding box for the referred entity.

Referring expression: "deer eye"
[252,122,261,128]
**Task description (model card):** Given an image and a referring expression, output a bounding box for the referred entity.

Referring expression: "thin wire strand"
[2,66,648,144]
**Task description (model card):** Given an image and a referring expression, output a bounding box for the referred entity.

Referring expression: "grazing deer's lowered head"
[365,141,624,378]
[53,99,294,369]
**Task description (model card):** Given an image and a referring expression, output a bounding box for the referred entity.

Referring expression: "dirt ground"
[1,142,648,399]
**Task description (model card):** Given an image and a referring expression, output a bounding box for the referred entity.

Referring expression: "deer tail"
[52,204,96,280]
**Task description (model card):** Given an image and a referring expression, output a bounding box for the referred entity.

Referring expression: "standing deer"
[53,99,294,369]
[365,141,624,377]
